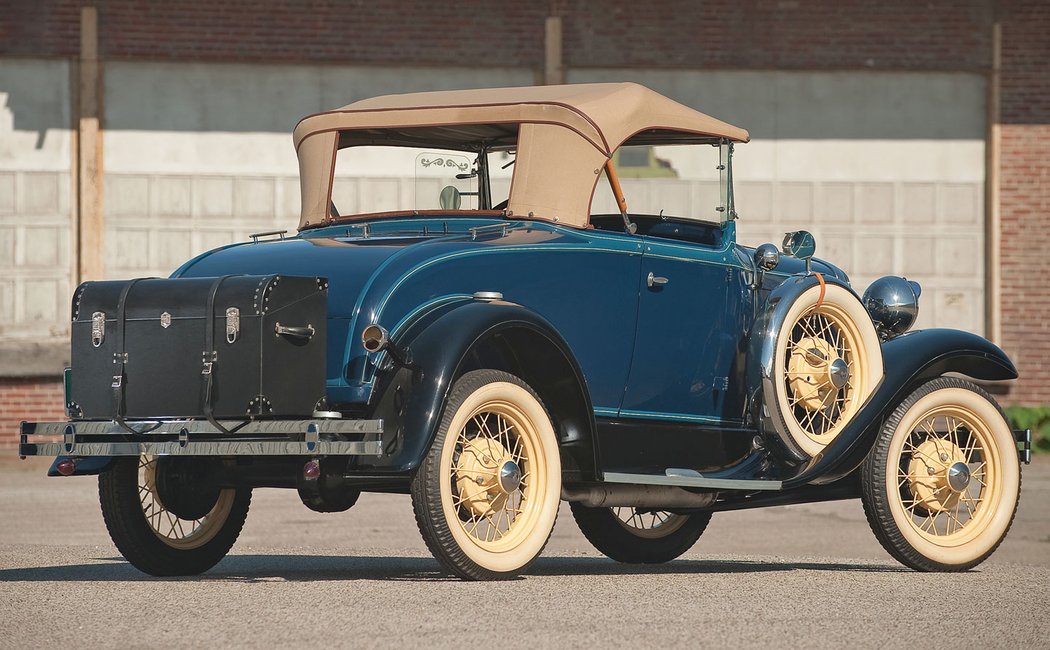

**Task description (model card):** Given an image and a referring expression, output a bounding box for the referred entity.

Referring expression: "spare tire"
[774,280,883,457]
[750,274,883,461]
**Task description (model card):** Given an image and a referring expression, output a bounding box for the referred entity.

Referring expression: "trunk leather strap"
[111,278,149,434]
[201,275,247,433]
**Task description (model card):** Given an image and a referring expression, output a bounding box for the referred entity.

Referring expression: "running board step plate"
[603,469,782,491]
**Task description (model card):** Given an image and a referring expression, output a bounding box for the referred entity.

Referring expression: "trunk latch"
[91,312,106,347]
[226,307,240,343]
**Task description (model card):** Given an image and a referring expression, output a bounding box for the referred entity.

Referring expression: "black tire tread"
[859,376,1021,572]
[570,502,711,564]
[99,457,251,576]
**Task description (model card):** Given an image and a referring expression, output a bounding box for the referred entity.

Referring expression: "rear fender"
[367,300,598,479]
[782,328,1017,488]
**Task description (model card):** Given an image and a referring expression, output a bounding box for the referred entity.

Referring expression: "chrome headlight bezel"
[862,276,921,339]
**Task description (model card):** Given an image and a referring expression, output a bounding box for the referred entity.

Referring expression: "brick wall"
[0,378,65,448]
[561,0,992,71]
[1,1,550,66]
[998,1,1050,405]
[1,0,994,71]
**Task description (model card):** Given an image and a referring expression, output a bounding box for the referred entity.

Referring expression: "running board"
[603,469,783,491]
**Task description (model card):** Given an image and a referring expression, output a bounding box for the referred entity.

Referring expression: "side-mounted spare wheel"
[861,377,1020,571]
[411,369,561,580]
[99,455,251,576]
[766,278,883,459]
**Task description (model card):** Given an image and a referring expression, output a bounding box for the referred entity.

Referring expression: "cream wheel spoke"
[948,416,962,452]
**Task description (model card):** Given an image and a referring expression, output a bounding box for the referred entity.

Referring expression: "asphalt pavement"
[1,455,1047,649]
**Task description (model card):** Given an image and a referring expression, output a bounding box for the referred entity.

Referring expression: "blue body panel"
[622,235,747,423]
[177,216,840,424]
[179,218,643,412]
[160,213,1014,484]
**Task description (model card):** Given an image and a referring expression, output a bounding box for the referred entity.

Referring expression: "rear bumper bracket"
[1015,428,1032,465]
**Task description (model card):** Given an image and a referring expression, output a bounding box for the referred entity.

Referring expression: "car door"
[620,233,746,424]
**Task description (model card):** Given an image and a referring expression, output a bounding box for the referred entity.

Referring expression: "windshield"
[592,142,734,225]
[330,146,514,216]
[327,140,732,226]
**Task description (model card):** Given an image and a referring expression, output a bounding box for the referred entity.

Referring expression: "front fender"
[366,300,596,475]
[782,328,1016,488]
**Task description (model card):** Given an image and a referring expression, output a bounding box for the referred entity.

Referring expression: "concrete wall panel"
[233,179,275,219]
[153,177,193,218]
[107,175,149,217]
[0,59,74,340]
[0,173,15,213]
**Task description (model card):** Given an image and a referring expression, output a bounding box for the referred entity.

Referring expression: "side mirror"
[439,185,462,210]
[782,230,816,261]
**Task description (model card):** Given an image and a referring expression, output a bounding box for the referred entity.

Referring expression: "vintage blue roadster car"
[20,83,1029,580]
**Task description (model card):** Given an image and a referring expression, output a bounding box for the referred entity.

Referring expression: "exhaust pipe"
[562,484,717,509]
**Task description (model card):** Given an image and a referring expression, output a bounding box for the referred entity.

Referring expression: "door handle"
[647,272,669,288]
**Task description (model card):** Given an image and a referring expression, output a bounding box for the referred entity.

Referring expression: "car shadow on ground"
[0,554,907,583]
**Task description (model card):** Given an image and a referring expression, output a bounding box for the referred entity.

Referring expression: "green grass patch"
[1003,405,1050,453]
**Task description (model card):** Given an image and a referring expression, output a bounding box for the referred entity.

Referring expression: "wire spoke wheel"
[784,306,861,445]
[895,408,993,541]
[447,404,539,548]
[138,455,236,550]
[861,378,1020,571]
[412,370,561,580]
[611,508,689,539]
[99,455,251,576]
[772,282,882,459]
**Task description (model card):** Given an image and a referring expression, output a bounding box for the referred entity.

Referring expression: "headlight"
[862,276,921,339]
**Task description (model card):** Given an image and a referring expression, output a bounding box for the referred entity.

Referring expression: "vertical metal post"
[544,16,564,85]
[77,6,104,283]
[985,21,1001,345]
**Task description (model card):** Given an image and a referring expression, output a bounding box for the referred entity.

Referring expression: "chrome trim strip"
[24,439,382,457]
[22,419,383,436]
[603,471,782,491]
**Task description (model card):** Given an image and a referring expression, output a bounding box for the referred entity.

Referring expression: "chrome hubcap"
[829,358,850,390]
[946,461,971,492]
[498,460,522,494]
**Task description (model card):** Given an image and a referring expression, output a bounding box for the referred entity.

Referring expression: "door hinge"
[714,376,729,391]
[725,268,734,284]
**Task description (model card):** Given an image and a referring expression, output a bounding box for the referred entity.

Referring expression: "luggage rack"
[19,418,384,458]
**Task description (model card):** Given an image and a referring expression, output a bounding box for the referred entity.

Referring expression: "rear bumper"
[19,418,384,458]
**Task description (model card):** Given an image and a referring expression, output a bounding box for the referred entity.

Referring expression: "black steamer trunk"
[69,275,328,420]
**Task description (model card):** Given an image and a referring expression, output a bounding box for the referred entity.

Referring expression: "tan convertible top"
[294,83,749,230]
